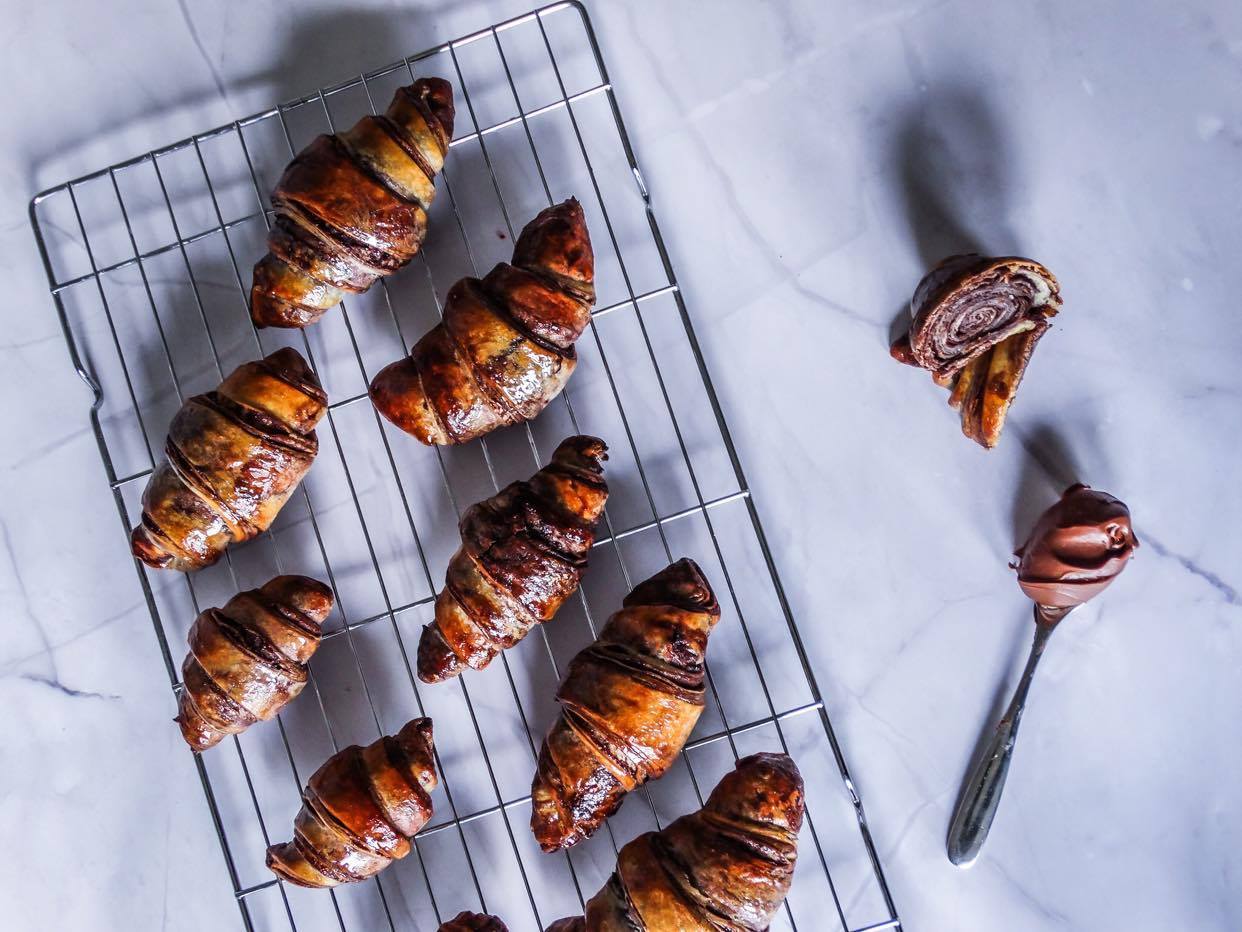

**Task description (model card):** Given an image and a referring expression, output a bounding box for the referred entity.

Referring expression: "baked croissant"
[370,199,594,445]
[545,752,804,932]
[177,575,333,751]
[439,914,509,932]
[891,254,1061,448]
[418,435,609,683]
[530,558,720,852]
[250,78,454,328]
[267,717,438,888]
[131,348,326,571]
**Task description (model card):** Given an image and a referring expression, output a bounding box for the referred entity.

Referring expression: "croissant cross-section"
[417,435,609,683]
[267,717,438,888]
[177,575,334,751]
[250,77,454,328]
[370,198,595,445]
[531,558,721,851]
[131,347,327,571]
[891,254,1061,448]
[546,752,805,931]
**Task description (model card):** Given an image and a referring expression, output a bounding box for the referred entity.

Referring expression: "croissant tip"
[663,556,710,590]
[249,278,325,329]
[622,557,718,615]
[551,434,608,472]
[409,75,456,139]
[416,621,465,682]
[889,334,917,366]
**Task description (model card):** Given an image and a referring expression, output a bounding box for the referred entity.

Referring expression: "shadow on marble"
[20,1,501,194]
[885,83,1018,346]
[1009,421,1082,547]
[262,3,510,114]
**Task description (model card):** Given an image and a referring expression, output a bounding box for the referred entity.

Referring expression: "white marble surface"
[3,0,1240,929]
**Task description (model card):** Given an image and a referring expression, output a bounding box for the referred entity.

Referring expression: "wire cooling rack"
[30,4,901,931]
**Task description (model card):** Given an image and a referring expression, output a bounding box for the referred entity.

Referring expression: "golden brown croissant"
[545,752,804,932]
[266,717,437,888]
[177,575,333,751]
[439,913,509,932]
[891,254,1061,448]
[530,558,720,852]
[130,348,326,572]
[418,435,609,683]
[250,78,454,328]
[370,199,594,445]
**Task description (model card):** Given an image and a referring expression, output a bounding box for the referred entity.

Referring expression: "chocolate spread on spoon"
[1014,483,1138,610]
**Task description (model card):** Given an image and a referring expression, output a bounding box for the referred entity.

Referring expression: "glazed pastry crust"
[545,753,805,931]
[177,575,333,751]
[530,559,720,852]
[250,78,454,328]
[266,718,438,888]
[130,347,326,571]
[370,199,594,445]
[417,436,609,683]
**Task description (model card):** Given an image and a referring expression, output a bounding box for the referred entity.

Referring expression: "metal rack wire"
[29,4,901,931]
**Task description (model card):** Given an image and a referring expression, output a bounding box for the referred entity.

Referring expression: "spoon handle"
[947,607,1063,866]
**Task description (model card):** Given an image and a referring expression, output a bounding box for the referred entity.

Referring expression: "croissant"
[530,558,720,852]
[250,78,454,328]
[545,752,804,932]
[890,254,1061,448]
[439,914,509,932]
[370,199,594,444]
[131,348,326,571]
[267,717,438,888]
[177,575,333,751]
[418,435,609,683]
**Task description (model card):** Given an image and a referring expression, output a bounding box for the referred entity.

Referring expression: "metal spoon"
[946,602,1072,866]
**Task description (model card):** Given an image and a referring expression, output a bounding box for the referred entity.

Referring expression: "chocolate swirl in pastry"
[177,575,333,751]
[131,348,327,572]
[267,717,438,888]
[891,254,1062,448]
[545,752,804,932]
[439,914,509,932]
[250,78,454,328]
[1014,483,1137,609]
[418,435,609,683]
[370,199,594,445]
[530,558,720,852]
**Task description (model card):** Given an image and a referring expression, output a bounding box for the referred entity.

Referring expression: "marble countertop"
[3,1,1239,929]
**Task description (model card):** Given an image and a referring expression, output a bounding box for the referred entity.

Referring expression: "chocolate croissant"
[370,199,594,445]
[250,78,454,328]
[439,914,509,932]
[530,558,720,852]
[545,752,804,932]
[177,575,333,751]
[267,717,437,888]
[131,348,326,571]
[418,435,609,683]
[891,254,1062,448]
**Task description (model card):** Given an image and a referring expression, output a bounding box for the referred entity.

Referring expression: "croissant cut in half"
[131,348,327,571]
[439,914,509,932]
[545,752,805,931]
[418,435,609,683]
[177,575,333,751]
[370,198,594,445]
[250,78,454,328]
[267,718,438,888]
[891,254,1061,448]
[531,558,720,852]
